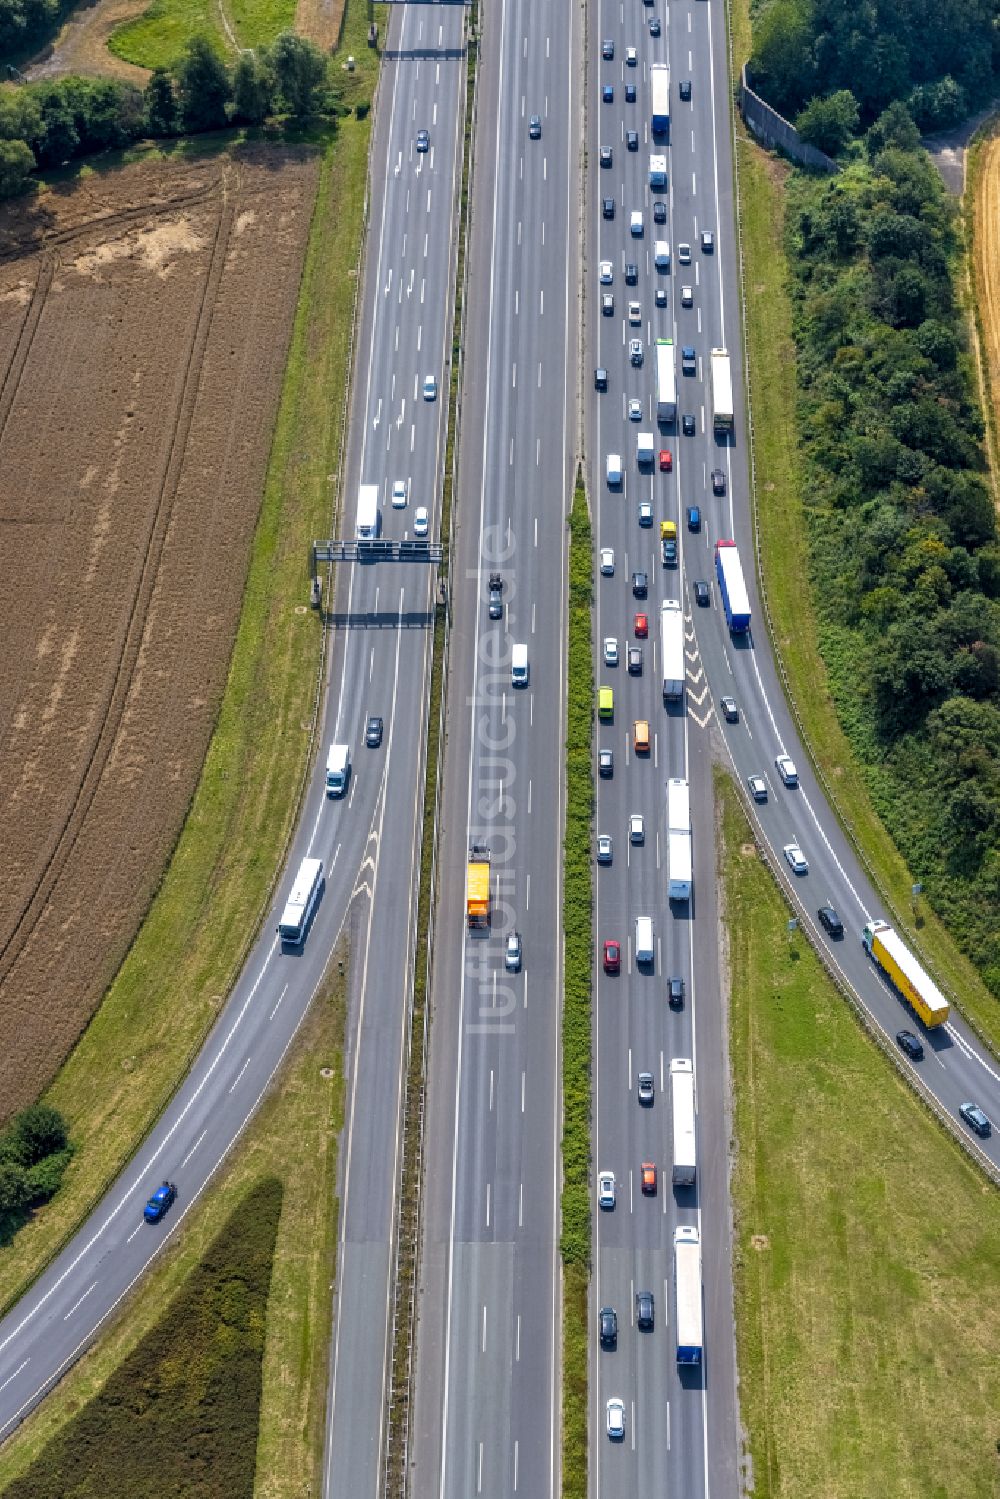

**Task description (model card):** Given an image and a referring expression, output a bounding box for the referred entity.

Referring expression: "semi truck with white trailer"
[356,483,380,540]
[660,599,685,700]
[714,540,751,633]
[711,347,734,433]
[650,62,670,135]
[667,776,692,901]
[655,338,677,423]
[670,1059,697,1187]
[674,1226,703,1365]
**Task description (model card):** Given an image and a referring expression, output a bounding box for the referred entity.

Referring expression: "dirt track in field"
[0,145,320,1118]
[973,131,1000,479]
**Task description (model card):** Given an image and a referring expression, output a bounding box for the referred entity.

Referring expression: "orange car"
[633,720,650,754]
[641,1161,657,1195]
[634,611,648,637]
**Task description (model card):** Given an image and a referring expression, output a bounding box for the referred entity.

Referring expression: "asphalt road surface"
[408,0,579,1494]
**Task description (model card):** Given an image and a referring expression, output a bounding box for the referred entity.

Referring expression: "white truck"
[277,856,324,947]
[673,1226,703,1365]
[655,338,676,423]
[667,776,692,901]
[710,347,734,433]
[325,743,351,796]
[637,431,655,468]
[660,599,685,700]
[650,62,670,135]
[635,915,654,966]
[649,153,667,188]
[356,483,380,540]
[606,452,623,487]
[670,1058,697,1187]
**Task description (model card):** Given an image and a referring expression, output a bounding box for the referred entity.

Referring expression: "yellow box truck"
[467,844,491,928]
[862,920,949,1028]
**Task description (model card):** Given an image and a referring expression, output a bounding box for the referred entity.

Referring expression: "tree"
[0,138,35,199]
[795,89,859,156]
[178,36,231,133]
[0,1163,29,1215]
[12,1104,68,1165]
[144,68,178,136]
[30,85,79,168]
[232,50,275,125]
[270,31,327,117]
[866,100,920,156]
[748,0,815,116]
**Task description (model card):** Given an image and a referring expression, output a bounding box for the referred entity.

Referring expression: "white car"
[603,637,619,666]
[422,374,437,400]
[625,45,637,65]
[629,337,643,366]
[628,300,642,324]
[413,506,429,537]
[775,754,798,786]
[597,834,613,864]
[391,478,407,508]
[747,773,767,801]
[630,210,644,237]
[598,1170,616,1209]
[505,930,522,970]
[638,500,653,526]
[629,813,644,844]
[600,547,615,575]
[783,843,808,875]
[681,284,693,306]
[701,228,715,251]
[628,398,643,421]
[607,1397,626,1440]
[678,242,691,264]
[599,259,614,284]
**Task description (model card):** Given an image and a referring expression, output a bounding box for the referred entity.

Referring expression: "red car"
[603,939,621,974]
[659,448,672,472]
[641,1161,657,1195]
[634,611,648,637]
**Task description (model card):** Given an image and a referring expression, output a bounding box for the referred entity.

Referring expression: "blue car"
[143,1181,178,1223]
[687,505,701,531]
[602,84,614,103]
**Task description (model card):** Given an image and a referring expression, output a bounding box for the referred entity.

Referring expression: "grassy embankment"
[561,474,594,1499]
[728,0,1000,1053]
[0,948,347,1497]
[721,771,1000,1497]
[0,1,377,1318]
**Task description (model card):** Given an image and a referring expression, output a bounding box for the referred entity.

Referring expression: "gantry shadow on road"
[324,609,435,630]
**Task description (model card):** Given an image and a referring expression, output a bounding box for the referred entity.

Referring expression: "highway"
[408,0,578,1494]
[0,4,468,1480]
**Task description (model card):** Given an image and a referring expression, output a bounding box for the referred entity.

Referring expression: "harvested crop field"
[973,128,1000,467]
[0,144,320,1119]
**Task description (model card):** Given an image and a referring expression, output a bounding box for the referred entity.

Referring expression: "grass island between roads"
[0,0,376,1317]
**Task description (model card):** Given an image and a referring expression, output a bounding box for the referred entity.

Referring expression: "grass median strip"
[0,27,375,1318]
[0,946,347,1496]
[561,472,593,1499]
[721,770,1000,1497]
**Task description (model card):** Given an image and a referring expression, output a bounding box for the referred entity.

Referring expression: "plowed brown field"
[0,145,320,1119]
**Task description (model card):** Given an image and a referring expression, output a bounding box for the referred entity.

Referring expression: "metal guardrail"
[725,11,999,1186]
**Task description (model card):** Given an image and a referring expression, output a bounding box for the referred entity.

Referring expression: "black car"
[602,37,614,58]
[365,715,383,748]
[602,83,614,104]
[693,580,710,606]
[632,570,648,598]
[653,199,667,223]
[679,78,692,100]
[720,696,739,723]
[599,1305,618,1348]
[488,585,503,619]
[624,262,638,285]
[668,975,684,1008]
[595,366,608,392]
[682,413,696,435]
[528,115,541,139]
[817,905,844,938]
[600,145,613,167]
[602,196,615,220]
[635,1290,654,1330]
[626,130,639,151]
[649,16,661,34]
[625,83,636,103]
[712,468,726,495]
[628,645,643,675]
[599,748,614,777]
[959,1101,991,1137]
[896,1029,924,1061]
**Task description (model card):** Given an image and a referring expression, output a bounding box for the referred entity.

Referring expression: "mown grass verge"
[0,20,375,1318]
[730,0,1000,1052]
[0,946,347,1496]
[561,472,594,1499]
[720,769,1000,1498]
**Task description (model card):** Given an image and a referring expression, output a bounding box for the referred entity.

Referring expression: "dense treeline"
[0,32,340,199]
[2,1178,282,1498]
[785,103,1000,994]
[1,0,73,64]
[751,0,1000,130]
[0,1104,72,1241]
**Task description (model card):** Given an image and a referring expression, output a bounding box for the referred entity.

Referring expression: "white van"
[630,210,644,237]
[511,643,529,687]
[654,240,670,269]
[606,452,623,487]
[326,743,351,795]
[635,915,654,966]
